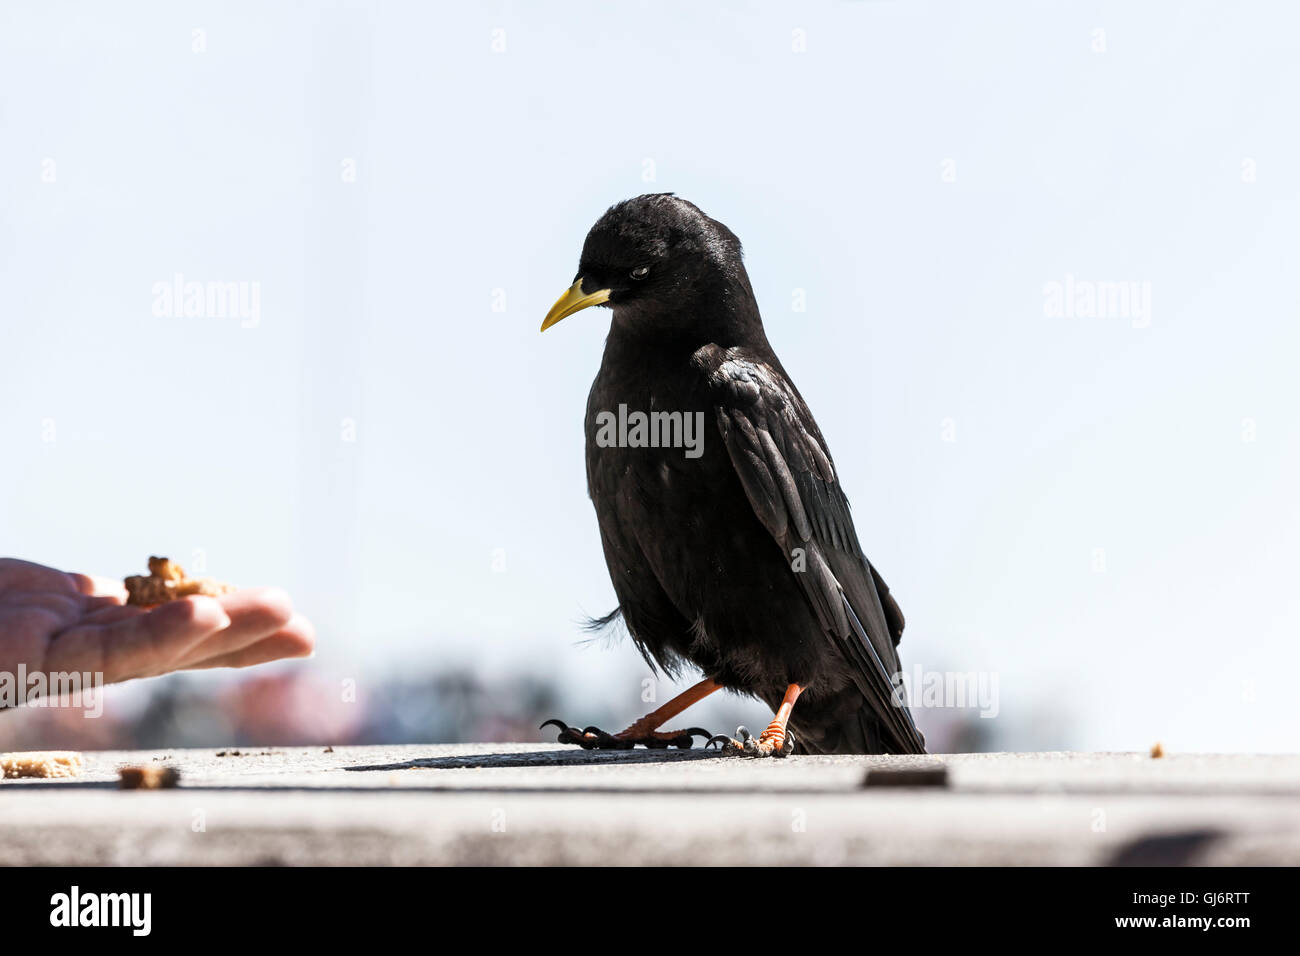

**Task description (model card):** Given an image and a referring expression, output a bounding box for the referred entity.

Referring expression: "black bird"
[540,194,924,756]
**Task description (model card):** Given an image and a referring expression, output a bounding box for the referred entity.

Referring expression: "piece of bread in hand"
[124,556,235,607]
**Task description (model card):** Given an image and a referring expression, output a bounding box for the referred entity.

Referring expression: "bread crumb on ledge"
[118,765,181,789]
[1,751,84,779]
[1150,741,1165,758]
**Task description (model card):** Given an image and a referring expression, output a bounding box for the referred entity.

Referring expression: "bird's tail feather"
[840,594,927,754]
[795,701,925,755]
[579,606,623,633]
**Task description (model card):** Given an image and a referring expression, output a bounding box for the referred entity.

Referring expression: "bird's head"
[540,194,754,338]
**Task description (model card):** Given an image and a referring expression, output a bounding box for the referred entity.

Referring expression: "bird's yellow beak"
[540,279,611,332]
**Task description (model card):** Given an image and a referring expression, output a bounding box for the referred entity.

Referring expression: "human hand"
[0,559,315,696]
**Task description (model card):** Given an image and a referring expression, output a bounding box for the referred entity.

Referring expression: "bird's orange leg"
[710,683,803,758]
[758,682,803,751]
[542,677,722,750]
[615,677,721,740]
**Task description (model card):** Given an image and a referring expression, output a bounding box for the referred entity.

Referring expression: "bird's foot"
[540,719,712,750]
[706,724,795,758]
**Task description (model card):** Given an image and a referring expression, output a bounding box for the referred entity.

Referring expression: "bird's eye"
[630,266,650,280]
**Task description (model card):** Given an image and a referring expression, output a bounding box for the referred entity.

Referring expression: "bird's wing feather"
[702,346,925,753]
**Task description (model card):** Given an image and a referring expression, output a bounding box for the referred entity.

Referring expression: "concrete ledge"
[1,745,1296,865]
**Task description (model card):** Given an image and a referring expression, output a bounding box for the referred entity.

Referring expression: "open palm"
[0,559,314,698]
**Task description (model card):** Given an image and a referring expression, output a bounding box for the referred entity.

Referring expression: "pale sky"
[2,1,1297,751]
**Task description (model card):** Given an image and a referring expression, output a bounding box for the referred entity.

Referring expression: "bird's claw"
[706,724,795,758]
[541,719,711,750]
[539,719,632,749]
[641,727,713,749]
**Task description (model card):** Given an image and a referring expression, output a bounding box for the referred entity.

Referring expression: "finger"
[173,587,296,667]
[0,593,122,623]
[48,596,232,684]
[68,572,129,601]
[81,594,126,612]
[79,602,148,626]
[77,587,289,634]
[185,612,316,670]
[0,591,85,618]
[0,559,82,595]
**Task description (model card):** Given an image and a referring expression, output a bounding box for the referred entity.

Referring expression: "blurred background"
[1,1,1296,755]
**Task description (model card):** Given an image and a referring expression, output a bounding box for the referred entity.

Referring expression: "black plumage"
[541,194,924,756]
